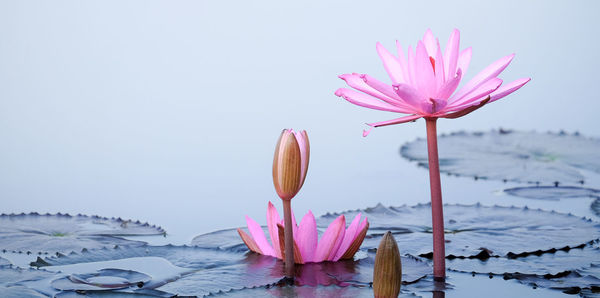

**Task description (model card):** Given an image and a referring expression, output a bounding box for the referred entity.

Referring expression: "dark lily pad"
[504,186,600,201]
[447,243,600,275]
[0,286,48,298]
[502,271,600,296]
[51,269,151,291]
[156,251,431,296]
[0,266,57,298]
[400,130,600,185]
[319,203,600,258]
[192,227,258,253]
[204,284,421,298]
[35,245,245,270]
[0,213,166,254]
[54,289,172,298]
[593,199,600,217]
[0,257,11,267]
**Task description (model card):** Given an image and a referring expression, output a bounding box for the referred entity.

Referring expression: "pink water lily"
[238,201,369,264]
[334,28,530,281]
[335,28,530,136]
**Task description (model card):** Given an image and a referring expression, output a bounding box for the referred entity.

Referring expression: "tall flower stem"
[282,199,294,277]
[425,117,446,281]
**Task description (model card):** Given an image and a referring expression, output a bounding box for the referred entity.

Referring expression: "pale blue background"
[1,0,599,243]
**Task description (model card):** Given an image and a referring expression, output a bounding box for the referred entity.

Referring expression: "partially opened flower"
[335,28,530,136]
[272,129,310,275]
[237,201,369,264]
[334,28,530,281]
[273,129,309,200]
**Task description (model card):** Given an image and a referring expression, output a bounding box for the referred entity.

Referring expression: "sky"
[1,0,599,242]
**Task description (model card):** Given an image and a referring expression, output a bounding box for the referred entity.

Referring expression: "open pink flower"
[238,201,369,264]
[335,28,530,136]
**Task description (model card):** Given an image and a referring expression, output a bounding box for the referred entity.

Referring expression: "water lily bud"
[272,129,309,200]
[373,231,402,298]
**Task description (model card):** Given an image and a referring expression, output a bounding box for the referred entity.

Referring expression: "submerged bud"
[373,231,402,298]
[272,129,310,200]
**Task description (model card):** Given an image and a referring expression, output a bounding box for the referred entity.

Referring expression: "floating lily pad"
[593,199,600,217]
[504,271,600,296]
[0,257,11,267]
[504,186,600,201]
[26,256,193,297]
[192,227,257,253]
[400,130,600,185]
[205,284,422,298]
[0,266,57,298]
[35,245,244,270]
[0,286,48,298]
[447,243,600,276]
[51,269,151,291]
[157,252,430,296]
[54,289,172,298]
[0,213,166,254]
[320,203,600,258]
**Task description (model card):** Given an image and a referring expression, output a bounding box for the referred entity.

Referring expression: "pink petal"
[358,217,368,232]
[333,213,362,261]
[445,78,503,111]
[245,215,275,257]
[297,211,318,263]
[415,41,436,98]
[434,39,445,90]
[338,217,369,260]
[366,114,422,129]
[335,88,412,113]
[314,215,346,262]
[436,68,462,100]
[376,42,406,84]
[267,201,282,259]
[392,83,425,107]
[421,97,448,114]
[440,96,490,119]
[422,28,437,57]
[396,41,410,84]
[457,47,472,78]
[407,45,417,86]
[489,78,531,103]
[451,53,515,103]
[338,74,414,110]
[360,74,411,105]
[443,29,460,82]
[292,130,309,188]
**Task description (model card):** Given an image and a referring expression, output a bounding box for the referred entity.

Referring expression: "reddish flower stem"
[425,117,446,281]
[282,199,295,277]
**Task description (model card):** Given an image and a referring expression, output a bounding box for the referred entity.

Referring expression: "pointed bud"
[272,129,310,200]
[373,231,402,298]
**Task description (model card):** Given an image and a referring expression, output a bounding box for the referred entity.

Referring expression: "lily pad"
[25,256,193,296]
[0,257,11,267]
[504,186,600,201]
[205,284,422,298]
[447,243,600,276]
[0,266,57,298]
[35,245,245,270]
[157,252,431,296]
[320,203,600,258]
[592,199,600,217]
[400,130,600,185]
[51,269,151,291]
[54,289,172,298]
[0,213,166,254]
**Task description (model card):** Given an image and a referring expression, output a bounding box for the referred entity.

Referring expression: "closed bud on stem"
[373,231,402,298]
[273,129,310,200]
